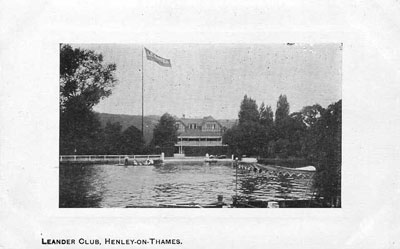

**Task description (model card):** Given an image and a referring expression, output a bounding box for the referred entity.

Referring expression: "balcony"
[175,135,227,147]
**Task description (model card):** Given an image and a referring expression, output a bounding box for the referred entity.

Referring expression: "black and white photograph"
[59,43,342,208]
[2,1,400,248]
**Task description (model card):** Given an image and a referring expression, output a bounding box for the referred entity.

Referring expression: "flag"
[144,47,171,67]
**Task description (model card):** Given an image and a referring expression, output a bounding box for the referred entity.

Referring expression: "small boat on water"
[204,154,228,163]
[292,166,316,171]
[120,157,156,166]
[240,157,258,163]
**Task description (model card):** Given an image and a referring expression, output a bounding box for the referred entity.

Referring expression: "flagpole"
[140,47,170,140]
[141,47,144,138]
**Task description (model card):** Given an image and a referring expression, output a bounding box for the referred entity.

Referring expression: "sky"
[73,43,342,119]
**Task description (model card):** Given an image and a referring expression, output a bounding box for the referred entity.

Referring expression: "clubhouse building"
[175,115,235,156]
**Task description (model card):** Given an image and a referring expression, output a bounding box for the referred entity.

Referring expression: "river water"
[59,162,314,208]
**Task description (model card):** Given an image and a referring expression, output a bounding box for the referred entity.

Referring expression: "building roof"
[179,118,204,126]
[179,130,223,137]
[218,119,238,129]
[177,116,222,128]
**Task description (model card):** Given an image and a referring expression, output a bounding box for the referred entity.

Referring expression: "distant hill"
[96,112,237,144]
[96,113,160,144]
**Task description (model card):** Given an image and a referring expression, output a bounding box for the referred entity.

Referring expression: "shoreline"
[164,157,233,163]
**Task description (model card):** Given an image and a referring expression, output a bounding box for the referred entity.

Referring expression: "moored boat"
[120,157,157,166]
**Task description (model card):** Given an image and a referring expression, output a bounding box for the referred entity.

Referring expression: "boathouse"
[175,116,235,156]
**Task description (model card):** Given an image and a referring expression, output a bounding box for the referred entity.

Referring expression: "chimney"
[182,114,185,119]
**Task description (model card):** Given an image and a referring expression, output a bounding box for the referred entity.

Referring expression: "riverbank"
[59,155,310,167]
[258,158,310,168]
[164,157,233,163]
[60,158,163,165]
[59,156,233,165]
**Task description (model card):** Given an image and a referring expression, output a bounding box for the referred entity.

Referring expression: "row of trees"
[223,94,341,204]
[223,94,340,159]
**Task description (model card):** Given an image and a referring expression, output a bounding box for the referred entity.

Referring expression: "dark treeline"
[223,94,341,206]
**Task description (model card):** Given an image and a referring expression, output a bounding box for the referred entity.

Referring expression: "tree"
[222,125,241,155]
[59,95,104,154]
[301,104,324,128]
[224,95,265,157]
[238,122,266,156]
[257,102,275,157]
[60,44,117,154]
[259,102,274,128]
[286,112,307,157]
[152,113,178,156]
[103,122,123,154]
[274,94,292,141]
[120,126,144,154]
[60,44,117,110]
[223,122,265,157]
[274,138,290,158]
[293,104,325,158]
[238,95,259,124]
[60,108,101,154]
[309,100,342,206]
[275,94,290,127]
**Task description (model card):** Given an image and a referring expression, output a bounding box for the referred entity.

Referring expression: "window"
[189,123,197,129]
[207,138,221,142]
[205,123,217,130]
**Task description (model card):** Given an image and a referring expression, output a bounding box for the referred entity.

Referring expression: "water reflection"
[236,167,314,202]
[59,164,105,207]
[59,162,314,207]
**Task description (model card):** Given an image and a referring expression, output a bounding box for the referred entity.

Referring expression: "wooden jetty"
[237,162,316,179]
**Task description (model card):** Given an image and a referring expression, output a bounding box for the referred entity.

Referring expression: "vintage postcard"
[1,1,399,249]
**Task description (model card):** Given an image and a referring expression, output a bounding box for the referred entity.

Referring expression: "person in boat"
[209,195,226,207]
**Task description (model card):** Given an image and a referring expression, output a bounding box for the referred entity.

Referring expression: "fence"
[59,154,164,164]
